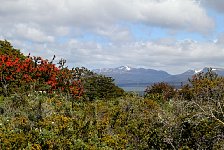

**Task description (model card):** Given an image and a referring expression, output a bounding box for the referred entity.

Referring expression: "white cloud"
[14,24,54,43]
[76,39,224,74]
[132,0,214,33]
[54,26,70,36]
[9,37,224,74]
[203,0,224,13]
[0,0,214,36]
[0,0,221,74]
[95,25,133,43]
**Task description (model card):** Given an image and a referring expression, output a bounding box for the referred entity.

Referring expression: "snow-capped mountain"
[117,66,132,71]
[194,68,203,74]
[93,66,224,91]
[93,66,171,86]
[184,67,224,76]
[93,66,133,73]
[202,67,224,76]
[164,67,224,84]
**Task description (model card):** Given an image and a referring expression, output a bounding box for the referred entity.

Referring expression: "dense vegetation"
[0,40,224,149]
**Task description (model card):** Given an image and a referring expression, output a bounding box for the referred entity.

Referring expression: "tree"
[0,40,25,59]
[74,67,124,100]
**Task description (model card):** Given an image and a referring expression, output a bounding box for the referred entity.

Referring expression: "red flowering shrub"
[0,40,83,98]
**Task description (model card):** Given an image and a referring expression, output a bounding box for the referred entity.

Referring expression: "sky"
[1,0,224,74]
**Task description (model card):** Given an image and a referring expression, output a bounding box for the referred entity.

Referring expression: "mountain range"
[93,66,224,91]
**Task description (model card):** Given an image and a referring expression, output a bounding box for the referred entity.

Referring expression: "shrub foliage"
[0,40,83,98]
[0,40,224,149]
[144,82,176,103]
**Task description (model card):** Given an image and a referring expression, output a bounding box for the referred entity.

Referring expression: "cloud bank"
[0,0,223,74]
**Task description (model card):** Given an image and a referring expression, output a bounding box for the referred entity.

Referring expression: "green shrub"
[75,67,125,101]
[1,40,224,149]
[188,68,224,101]
[145,82,176,103]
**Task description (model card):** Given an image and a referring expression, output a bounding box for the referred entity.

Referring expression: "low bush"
[144,82,176,103]
[1,40,224,149]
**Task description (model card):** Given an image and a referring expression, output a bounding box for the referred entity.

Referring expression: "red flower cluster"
[0,54,83,98]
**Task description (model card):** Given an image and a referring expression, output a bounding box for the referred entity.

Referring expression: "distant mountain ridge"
[93,65,171,85]
[93,66,224,91]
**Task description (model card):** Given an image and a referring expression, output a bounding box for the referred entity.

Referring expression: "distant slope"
[93,66,171,85]
[93,66,224,90]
